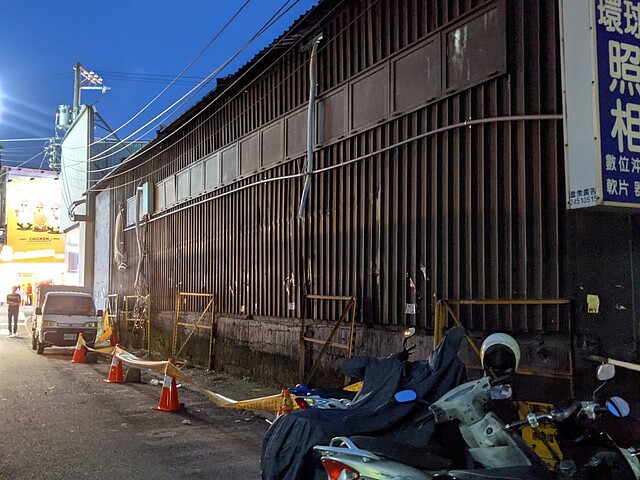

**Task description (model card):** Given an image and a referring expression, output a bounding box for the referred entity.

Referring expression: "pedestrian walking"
[7,286,20,337]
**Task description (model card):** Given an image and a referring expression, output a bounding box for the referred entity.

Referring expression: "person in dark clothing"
[6,286,21,337]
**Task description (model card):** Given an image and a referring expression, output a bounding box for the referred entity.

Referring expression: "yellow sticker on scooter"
[517,401,563,469]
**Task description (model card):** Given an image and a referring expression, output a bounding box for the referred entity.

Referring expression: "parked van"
[31,285,102,355]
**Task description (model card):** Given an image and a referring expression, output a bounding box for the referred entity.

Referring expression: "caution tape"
[74,337,341,414]
[76,332,116,356]
[344,381,362,392]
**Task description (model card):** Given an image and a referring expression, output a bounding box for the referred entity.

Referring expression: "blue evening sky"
[0,0,318,169]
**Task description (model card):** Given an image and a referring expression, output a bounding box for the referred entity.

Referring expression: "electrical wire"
[0,137,51,142]
[72,0,301,167]
[65,0,320,176]
[0,151,48,180]
[80,0,352,185]
[63,0,254,155]
[61,0,304,178]
[135,113,564,226]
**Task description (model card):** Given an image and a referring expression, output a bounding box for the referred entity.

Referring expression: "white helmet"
[481,333,521,374]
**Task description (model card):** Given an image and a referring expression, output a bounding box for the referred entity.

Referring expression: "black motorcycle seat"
[446,466,549,479]
[349,435,452,470]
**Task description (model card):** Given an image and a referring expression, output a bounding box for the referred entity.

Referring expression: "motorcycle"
[261,327,467,480]
[314,363,640,479]
[287,328,417,411]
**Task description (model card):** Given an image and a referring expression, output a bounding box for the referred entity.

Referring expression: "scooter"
[288,328,418,411]
[262,327,466,480]
[314,364,640,479]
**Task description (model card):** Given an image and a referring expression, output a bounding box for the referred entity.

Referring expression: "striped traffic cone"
[70,333,86,363]
[152,371,184,412]
[104,353,124,383]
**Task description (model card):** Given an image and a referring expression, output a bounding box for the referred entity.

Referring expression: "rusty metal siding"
[108,0,565,335]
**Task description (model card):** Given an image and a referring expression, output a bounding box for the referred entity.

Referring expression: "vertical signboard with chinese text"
[562,0,640,209]
[596,0,640,206]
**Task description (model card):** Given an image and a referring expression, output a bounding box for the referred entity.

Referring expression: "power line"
[64,0,254,156]
[0,137,51,142]
[86,0,352,186]
[82,0,300,167]
[63,0,302,172]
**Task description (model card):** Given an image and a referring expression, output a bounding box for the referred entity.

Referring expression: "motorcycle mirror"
[596,363,616,381]
[394,390,417,403]
[489,384,513,400]
[403,327,416,339]
[606,396,630,418]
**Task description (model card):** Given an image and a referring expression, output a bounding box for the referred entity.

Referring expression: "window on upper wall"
[205,152,220,191]
[176,169,190,202]
[286,110,307,158]
[155,182,165,213]
[221,144,238,183]
[393,37,441,114]
[444,1,506,93]
[190,162,204,196]
[317,87,346,145]
[240,132,261,175]
[262,120,283,167]
[126,195,136,226]
[164,176,176,206]
[350,65,389,131]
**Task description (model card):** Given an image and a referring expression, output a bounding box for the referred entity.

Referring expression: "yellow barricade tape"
[75,338,301,413]
[76,332,116,356]
[96,326,113,345]
[344,381,362,392]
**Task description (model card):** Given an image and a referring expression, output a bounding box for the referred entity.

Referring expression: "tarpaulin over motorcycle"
[260,327,467,480]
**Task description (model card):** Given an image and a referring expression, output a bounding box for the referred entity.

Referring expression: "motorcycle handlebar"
[506,401,584,430]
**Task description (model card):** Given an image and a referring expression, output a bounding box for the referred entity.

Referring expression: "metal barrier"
[107,293,119,340]
[172,292,215,369]
[299,294,357,385]
[434,298,574,396]
[123,294,151,352]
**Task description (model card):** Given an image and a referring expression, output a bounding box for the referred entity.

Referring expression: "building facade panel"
[100,0,640,395]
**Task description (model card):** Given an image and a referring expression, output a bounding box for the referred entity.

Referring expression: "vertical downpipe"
[299,34,323,380]
[298,34,323,218]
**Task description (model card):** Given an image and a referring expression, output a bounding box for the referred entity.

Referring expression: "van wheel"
[31,332,37,350]
[36,340,45,355]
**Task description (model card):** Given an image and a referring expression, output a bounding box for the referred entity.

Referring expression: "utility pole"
[73,62,81,118]
[72,63,110,120]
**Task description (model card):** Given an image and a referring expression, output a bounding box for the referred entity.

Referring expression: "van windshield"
[44,295,95,316]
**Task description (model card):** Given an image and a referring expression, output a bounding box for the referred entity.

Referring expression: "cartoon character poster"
[5,177,64,262]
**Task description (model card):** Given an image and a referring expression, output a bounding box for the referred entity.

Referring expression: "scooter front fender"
[315,446,444,480]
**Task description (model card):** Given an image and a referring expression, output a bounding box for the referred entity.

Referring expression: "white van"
[32,290,102,355]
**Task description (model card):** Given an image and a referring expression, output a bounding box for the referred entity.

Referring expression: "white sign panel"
[562,0,640,209]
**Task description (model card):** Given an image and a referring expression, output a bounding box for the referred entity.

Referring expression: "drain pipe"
[298,33,323,218]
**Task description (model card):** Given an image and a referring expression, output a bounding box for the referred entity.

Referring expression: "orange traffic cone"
[104,353,124,383]
[110,329,119,347]
[276,389,293,417]
[152,372,184,412]
[71,333,86,363]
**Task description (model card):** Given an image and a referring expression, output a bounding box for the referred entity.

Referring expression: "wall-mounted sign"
[562,0,640,209]
[5,176,64,262]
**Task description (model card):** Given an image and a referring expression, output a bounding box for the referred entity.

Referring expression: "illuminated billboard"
[4,175,64,262]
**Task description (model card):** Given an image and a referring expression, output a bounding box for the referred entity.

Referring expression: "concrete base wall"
[129,312,573,401]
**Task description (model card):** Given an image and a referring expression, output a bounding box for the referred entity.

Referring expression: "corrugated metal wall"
[108,0,567,335]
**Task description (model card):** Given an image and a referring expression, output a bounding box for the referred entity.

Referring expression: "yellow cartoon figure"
[32,202,49,232]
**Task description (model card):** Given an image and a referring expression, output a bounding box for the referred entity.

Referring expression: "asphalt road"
[0,321,270,479]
